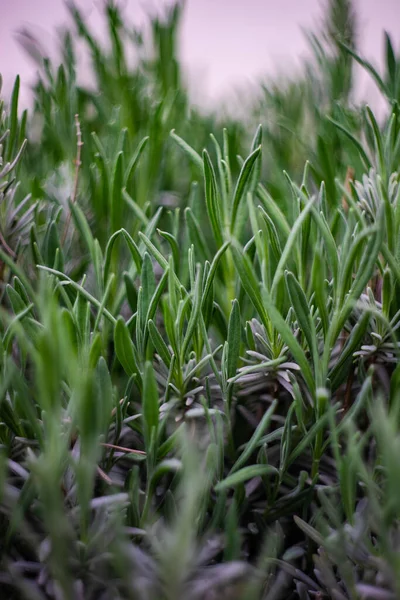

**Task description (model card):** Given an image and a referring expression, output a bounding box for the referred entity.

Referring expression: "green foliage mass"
[1,1,400,598]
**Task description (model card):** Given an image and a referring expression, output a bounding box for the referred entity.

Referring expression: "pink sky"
[0,0,399,110]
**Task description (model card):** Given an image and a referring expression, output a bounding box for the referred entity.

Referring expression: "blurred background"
[1,0,400,238]
[1,0,400,112]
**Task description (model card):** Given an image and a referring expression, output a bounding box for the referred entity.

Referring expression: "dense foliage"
[1,1,400,598]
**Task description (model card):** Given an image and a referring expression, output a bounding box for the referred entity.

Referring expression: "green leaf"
[249,124,262,192]
[162,297,179,357]
[366,106,384,174]
[30,225,44,268]
[43,220,63,270]
[38,266,116,324]
[230,241,269,332]
[70,201,95,258]
[231,401,277,474]
[311,248,329,338]
[13,276,30,306]
[215,464,277,492]
[6,284,28,315]
[231,242,315,394]
[88,331,102,367]
[329,310,371,389]
[103,228,142,285]
[263,288,316,395]
[293,515,325,546]
[270,193,316,298]
[259,206,283,263]
[3,304,35,352]
[286,411,329,467]
[148,458,182,494]
[170,130,203,171]
[201,241,230,306]
[143,267,169,350]
[74,296,90,347]
[285,271,317,365]
[93,273,115,332]
[111,151,124,232]
[122,188,148,227]
[327,117,372,170]
[142,361,160,455]
[114,316,140,380]
[148,319,172,368]
[181,264,203,361]
[125,135,149,185]
[138,231,168,270]
[224,498,241,561]
[290,180,339,283]
[385,32,397,91]
[338,40,389,99]
[157,228,180,270]
[141,253,156,319]
[93,239,104,294]
[257,184,291,239]
[95,356,113,436]
[6,76,20,162]
[382,268,392,318]
[185,207,210,262]
[230,145,261,233]
[341,215,383,323]
[226,299,241,380]
[203,149,224,248]
[0,248,35,299]
[124,272,138,312]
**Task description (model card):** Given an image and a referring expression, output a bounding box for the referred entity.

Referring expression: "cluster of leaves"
[1,1,400,598]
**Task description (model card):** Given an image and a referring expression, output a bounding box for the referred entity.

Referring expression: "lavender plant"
[0,1,399,599]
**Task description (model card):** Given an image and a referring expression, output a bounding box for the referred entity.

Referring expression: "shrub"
[1,1,400,598]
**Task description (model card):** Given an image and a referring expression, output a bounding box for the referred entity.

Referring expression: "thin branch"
[101,443,146,456]
[97,465,114,485]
